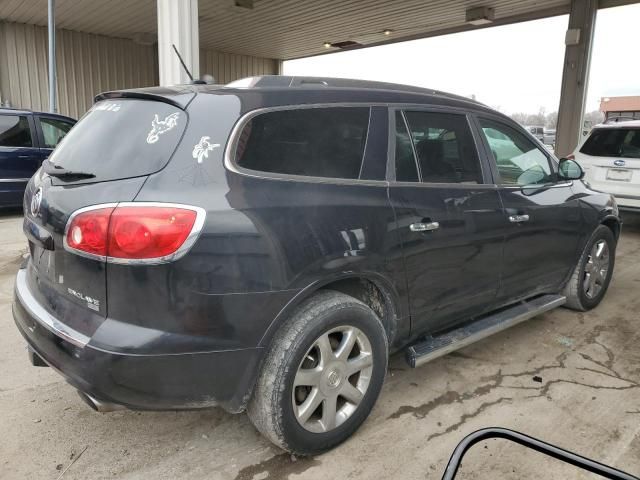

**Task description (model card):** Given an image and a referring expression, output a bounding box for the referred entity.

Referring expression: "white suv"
[571,121,640,211]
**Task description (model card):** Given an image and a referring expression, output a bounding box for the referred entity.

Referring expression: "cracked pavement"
[0,209,639,479]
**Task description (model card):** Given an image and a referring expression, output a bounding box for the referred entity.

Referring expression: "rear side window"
[47,99,186,182]
[235,107,370,179]
[401,111,482,184]
[580,128,640,158]
[38,117,74,148]
[0,115,32,147]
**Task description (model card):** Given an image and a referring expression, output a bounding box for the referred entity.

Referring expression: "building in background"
[600,95,640,122]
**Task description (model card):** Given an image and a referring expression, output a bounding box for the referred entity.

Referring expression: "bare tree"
[545,111,558,129]
[584,110,604,126]
[510,112,528,124]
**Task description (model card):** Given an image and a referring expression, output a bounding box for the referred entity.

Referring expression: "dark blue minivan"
[0,108,75,207]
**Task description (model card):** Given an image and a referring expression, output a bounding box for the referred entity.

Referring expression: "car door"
[0,113,40,206]
[34,115,75,160]
[388,107,505,336]
[474,115,582,301]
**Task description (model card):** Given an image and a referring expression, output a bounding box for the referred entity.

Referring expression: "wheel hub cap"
[292,326,374,433]
[583,240,610,299]
[326,369,341,388]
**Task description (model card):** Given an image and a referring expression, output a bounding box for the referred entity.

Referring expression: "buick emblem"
[614,159,626,167]
[30,188,43,217]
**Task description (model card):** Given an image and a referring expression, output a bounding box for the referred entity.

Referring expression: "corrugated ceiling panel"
[0,21,278,117]
[0,0,584,60]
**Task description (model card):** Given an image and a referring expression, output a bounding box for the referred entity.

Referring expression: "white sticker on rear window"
[94,102,121,112]
[146,112,180,144]
[192,136,220,163]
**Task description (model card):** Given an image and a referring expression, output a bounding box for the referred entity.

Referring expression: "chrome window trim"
[501,181,573,190]
[224,103,388,187]
[15,268,90,348]
[0,177,31,182]
[388,181,499,190]
[63,202,206,265]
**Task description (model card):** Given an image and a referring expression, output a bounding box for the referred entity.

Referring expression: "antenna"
[171,44,194,82]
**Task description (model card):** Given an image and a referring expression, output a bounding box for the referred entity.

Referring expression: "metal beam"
[555,0,598,158]
[157,0,199,86]
[47,0,57,113]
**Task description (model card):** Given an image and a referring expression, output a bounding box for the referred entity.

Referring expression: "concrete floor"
[0,209,639,480]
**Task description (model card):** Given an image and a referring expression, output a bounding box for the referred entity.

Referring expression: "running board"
[405,294,566,368]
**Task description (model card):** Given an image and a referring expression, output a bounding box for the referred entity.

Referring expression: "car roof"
[98,75,507,118]
[594,120,640,129]
[0,107,76,122]
[0,107,34,115]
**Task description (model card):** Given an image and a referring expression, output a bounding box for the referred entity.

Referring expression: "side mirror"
[558,158,584,180]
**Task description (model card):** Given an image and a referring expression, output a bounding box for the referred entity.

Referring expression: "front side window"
[0,115,32,148]
[580,128,640,158]
[39,117,74,148]
[479,118,552,185]
[400,111,482,184]
[235,107,370,179]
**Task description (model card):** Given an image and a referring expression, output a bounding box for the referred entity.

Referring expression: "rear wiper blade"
[43,160,95,180]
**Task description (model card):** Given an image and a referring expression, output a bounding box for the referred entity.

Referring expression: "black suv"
[13,77,619,455]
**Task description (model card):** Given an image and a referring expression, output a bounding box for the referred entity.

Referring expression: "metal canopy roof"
[0,0,636,60]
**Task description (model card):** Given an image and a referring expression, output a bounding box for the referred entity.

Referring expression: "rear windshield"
[235,107,370,179]
[48,99,186,182]
[580,128,640,158]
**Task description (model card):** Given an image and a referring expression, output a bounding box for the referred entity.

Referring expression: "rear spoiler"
[95,87,196,110]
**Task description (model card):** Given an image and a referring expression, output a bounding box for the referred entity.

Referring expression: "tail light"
[64,203,205,263]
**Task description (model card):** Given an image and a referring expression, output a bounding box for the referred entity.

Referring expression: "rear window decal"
[192,136,220,163]
[94,102,121,112]
[147,112,180,144]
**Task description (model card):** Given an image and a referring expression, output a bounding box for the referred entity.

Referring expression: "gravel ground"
[0,209,639,480]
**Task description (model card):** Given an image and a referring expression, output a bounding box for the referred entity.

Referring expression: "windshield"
[48,99,186,182]
[580,127,640,158]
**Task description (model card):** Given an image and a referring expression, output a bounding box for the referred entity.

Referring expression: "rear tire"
[247,290,388,455]
[564,225,616,311]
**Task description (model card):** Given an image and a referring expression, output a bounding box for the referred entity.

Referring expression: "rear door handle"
[410,221,440,232]
[509,214,530,223]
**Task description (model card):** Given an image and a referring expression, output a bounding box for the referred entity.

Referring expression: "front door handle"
[410,221,440,232]
[509,214,530,223]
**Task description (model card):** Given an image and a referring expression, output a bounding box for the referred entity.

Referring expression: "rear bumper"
[615,194,640,212]
[12,267,263,413]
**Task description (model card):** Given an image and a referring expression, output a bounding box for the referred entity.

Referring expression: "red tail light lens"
[65,204,203,263]
[108,207,198,259]
[65,207,114,257]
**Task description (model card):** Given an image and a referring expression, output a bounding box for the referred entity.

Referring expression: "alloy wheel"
[292,326,373,433]
[583,240,610,299]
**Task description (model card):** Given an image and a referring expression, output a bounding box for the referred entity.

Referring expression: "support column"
[555,0,597,158]
[48,0,57,113]
[157,0,199,86]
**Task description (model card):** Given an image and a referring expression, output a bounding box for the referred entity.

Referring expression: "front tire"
[564,225,616,311]
[247,290,388,455]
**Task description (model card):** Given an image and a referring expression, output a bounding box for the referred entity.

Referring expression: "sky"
[284,4,640,115]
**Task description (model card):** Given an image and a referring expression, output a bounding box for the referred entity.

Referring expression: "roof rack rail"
[225,75,483,105]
